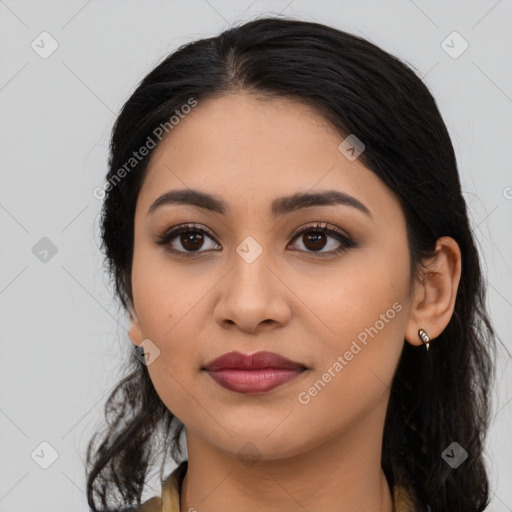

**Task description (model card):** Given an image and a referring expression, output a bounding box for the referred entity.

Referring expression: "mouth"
[204,368,308,394]
[202,351,308,394]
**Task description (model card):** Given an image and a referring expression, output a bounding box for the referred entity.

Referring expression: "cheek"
[131,243,214,341]
[293,298,405,445]
[304,241,410,348]
[131,261,217,415]
[297,244,409,407]
[146,354,195,426]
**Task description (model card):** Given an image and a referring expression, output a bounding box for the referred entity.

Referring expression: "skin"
[127,93,461,512]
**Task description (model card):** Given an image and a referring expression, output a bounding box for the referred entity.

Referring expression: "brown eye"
[301,231,328,251]
[156,221,355,257]
[156,224,220,254]
[179,231,205,251]
[289,222,355,256]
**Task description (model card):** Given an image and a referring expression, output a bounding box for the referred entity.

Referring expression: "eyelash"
[155,221,356,257]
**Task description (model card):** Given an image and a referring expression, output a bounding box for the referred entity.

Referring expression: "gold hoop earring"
[418,328,430,351]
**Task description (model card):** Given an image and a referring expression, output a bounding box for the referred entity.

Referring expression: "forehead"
[136,93,399,222]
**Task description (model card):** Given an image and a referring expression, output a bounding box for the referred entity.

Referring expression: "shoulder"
[128,460,188,512]
[392,483,419,512]
[114,495,162,512]
[136,495,163,512]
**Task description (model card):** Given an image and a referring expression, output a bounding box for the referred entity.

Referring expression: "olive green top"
[137,460,415,511]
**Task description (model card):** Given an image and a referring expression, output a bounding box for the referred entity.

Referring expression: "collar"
[138,460,416,512]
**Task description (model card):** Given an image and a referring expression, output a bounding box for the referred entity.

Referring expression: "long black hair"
[85,15,499,512]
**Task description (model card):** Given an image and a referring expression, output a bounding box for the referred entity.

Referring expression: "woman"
[86,16,498,512]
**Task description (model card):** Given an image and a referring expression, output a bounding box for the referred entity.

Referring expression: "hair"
[85,15,500,512]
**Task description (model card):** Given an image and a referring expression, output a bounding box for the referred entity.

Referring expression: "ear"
[128,303,144,347]
[404,236,462,348]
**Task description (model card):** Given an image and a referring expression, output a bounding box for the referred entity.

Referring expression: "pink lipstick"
[202,351,307,394]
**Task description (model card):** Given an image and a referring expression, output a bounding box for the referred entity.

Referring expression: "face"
[128,93,416,462]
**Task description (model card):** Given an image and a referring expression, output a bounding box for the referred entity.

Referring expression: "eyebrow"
[147,188,373,220]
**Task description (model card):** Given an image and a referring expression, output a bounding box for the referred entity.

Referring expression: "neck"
[179,409,394,512]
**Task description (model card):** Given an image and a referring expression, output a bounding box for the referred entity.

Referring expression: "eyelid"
[155,222,220,246]
[290,221,351,242]
[158,221,350,241]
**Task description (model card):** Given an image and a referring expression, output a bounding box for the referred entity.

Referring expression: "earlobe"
[128,307,144,347]
[404,236,462,348]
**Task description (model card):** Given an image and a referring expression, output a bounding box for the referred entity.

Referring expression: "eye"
[155,221,355,256]
[155,223,221,255]
[288,222,355,256]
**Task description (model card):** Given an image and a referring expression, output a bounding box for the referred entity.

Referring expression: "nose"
[213,245,292,334]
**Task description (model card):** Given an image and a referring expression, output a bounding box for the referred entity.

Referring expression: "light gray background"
[0,1,511,511]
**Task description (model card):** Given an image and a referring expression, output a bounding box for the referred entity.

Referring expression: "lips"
[202,351,307,371]
[202,351,308,394]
